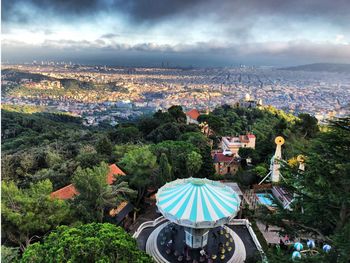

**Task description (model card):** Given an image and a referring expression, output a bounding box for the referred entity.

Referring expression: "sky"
[2,0,350,67]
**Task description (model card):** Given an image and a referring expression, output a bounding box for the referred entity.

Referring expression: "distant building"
[220,134,256,155]
[237,93,263,108]
[186,109,200,124]
[212,152,240,175]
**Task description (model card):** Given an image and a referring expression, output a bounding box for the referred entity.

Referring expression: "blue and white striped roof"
[294,242,303,251]
[156,178,241,228]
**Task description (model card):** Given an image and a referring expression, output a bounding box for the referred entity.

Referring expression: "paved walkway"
[256,220,283,244]
[242,190,259,210]
[129,205,160,234]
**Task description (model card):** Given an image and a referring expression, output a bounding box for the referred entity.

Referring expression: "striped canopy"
[156,178,241,228]
[294,242,303,251]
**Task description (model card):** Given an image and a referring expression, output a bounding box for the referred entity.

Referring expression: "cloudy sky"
[2,0,350,66]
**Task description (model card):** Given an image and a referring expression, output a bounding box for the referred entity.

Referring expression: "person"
[265,223,269,232]
[217,241,223,254]
[184,244,188,257]
[279,239,286,250]
[200,249,207,262]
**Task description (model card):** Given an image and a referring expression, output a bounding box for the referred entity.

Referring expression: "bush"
[21,223,153,263]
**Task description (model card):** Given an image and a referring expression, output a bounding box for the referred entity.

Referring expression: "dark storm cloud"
[100,33,120,39]
[2,0,350,66]
[2,0,100,21]
[3,38,350,66]
[115,0,350,27]
[2,0,350,25]
[1,0,200,22]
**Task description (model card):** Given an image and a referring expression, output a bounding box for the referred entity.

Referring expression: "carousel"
[146,177,244,262]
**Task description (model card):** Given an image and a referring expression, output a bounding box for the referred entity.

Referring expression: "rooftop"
[186,109,200,120]
[50,184,78,200]
[50,164,125,200]
[107,163,126,184]
[212,152,237,163]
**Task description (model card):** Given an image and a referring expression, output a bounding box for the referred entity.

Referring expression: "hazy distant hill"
[279,63,350,73]
[2,68,54,82]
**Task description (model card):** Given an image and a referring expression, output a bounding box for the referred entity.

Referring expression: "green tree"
[180,132,208,150]
[153,109,174,124]
[151,141,199,179]
[147,122,182,142]
[238,147,259,164]
[21,223,153,263]
[253,164,268,178]
[157,153,172,186]
[110,126,142,144]
[268,118,350,262]
[296,113,319,138]
[197,145,216,178]
[113,144,141,161]
[44,149,62,167]
[186,151,203,177]
[119,146,158,206]
[76,145,102,168]
[1,180,70,251]
[72,162,136,223]
[18,152,36,176]
[1,246,19,263]
[167,105,186,123]
[198,114,224,134]
[138,116,161,137]
[96,136,113,156]
[238,147,255,159]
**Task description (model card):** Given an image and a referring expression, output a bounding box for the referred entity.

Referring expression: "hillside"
[1,104,314,189]
[3,105,349,263]
[2,68,54,82]
[2,69,131,102]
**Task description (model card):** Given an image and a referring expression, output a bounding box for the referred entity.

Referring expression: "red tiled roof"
[51,184,78,200]
[186,109,200,120]
[107,164,126,184]
[212,153,235,163]
[51,164,126,200]
[247,134,256,139]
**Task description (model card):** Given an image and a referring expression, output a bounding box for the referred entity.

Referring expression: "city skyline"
[2,0,350,66]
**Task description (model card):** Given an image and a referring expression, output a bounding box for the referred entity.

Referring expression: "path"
[256,220,283,244]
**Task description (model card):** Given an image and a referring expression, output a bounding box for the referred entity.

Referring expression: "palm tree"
[73,163,136,223]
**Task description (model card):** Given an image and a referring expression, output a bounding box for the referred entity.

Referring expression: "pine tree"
[159,153,172,186]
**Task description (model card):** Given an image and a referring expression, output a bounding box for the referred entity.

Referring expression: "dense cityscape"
[2,63,350,126]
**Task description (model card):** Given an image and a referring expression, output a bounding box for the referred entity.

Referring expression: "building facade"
[221,134,256,155]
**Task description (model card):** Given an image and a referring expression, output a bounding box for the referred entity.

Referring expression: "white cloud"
[335,34,347,44]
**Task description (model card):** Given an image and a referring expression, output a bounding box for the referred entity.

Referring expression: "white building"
[186,109,200,125]
[221,134,256,155]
